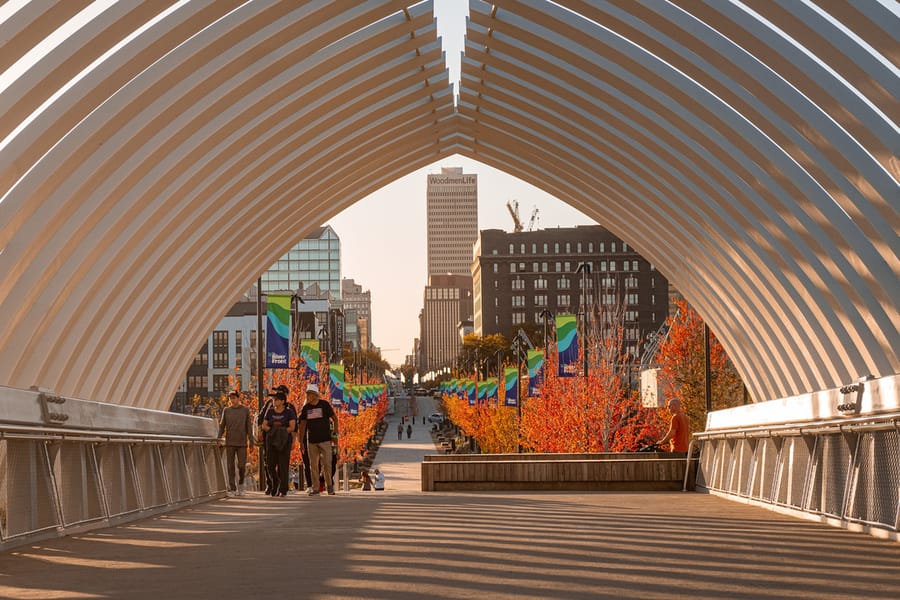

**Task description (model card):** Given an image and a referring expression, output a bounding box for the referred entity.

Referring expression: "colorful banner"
[347,385,359,416]
[300,339,320,383]
[556,313,579,377]
[486,378,499,403]
[504,367,519,406]
[265,294,291,369]
[466,379,476,406]
[329,363,344,406]
[477,380,488,406]
[527,349,544,396]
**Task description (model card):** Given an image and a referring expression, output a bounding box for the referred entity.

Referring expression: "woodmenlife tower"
[421,167,477,373]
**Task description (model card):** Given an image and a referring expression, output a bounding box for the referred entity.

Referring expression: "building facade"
[426,167,478,277]
[421,274,474,373]
[472,226,669,359]
[260,225,341,298]
[342,277,373,350]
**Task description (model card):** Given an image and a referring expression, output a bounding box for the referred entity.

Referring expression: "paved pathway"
[2,396,899,599]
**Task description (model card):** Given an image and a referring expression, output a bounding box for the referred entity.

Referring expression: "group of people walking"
[219,382,360,497]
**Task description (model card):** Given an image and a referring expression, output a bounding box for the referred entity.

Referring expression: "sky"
[329,2,598,367]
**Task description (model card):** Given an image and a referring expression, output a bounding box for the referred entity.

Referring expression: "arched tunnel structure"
[0,1,897,411]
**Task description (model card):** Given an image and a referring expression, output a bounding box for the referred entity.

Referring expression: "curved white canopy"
[0,1,896,411]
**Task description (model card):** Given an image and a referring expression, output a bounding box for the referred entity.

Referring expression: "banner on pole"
[347,385,359,416]
[556,313,579,377]
[504,367,519,406]
[300,339,320,383]
[466,379,476,405]
[527,349,544,396]
[266,294,291,369]
[329,364,344,406]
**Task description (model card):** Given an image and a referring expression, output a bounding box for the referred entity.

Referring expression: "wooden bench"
[421,452,695,492]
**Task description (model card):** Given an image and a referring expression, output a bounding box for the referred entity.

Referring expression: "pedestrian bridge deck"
[2,396,900,599]
[1,489,899,600]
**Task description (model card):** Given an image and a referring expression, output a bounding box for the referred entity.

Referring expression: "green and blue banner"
[329,363,344,406]
[266,294,291,369]
[466,379,476,405]
[347,385,359,415]
[556,313,579,377]
[477,380,488,406]
[486,378,499,403]
[504,367,518,406]
[300,339,320,383]
[527,349,544,396]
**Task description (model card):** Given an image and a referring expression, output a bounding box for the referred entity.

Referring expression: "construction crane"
[527,206,540,231]
[506,199,523,232]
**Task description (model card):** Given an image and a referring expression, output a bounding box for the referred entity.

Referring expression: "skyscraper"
[426,167,478,277]
[260,225,341,298]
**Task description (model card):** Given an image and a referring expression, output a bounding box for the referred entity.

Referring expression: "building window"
[624,242,629,252]
[558,277,570,289]
[512,278,525,290]
[557,294,570,306]
[533,262,539,273]
[565,243,571,253]
[535,278,547,290]
[564,262,571,272]
[187,374,208,391]
[520,243,525,254]
[542,262,548,272]
[577,242,582,252]
[554,243,559,253]
[555,262,561,272]
[625,276,638,288]
[235,331,242,369]
[532,243,537,254]
[193,342,208,367]
[599,242,605,253]
[512,312,526,324]
[212,330,229,368]
[213,374,230,395]
[632,260,639,271]
[510,263,516,273]
[588,242,593,253]
[493,263,499,273]
[512,295,526,307]
[610,261,616,272]
[627,293,639,305]
[612,242,617,253]
[534,295,547,306]
[543,243,548,253]
[509,243,514,254]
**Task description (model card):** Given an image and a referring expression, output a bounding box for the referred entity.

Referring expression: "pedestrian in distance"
[260,391,295,497]
[373,468,385,491]
[406,423,412,439]
[397,423,403,440]
[656,397,691,452]
[219,390,252,497]
[297,383,339,496]
[360,470,373,491]
[256,392,275,494]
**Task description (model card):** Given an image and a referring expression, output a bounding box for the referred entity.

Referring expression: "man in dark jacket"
[219,391,252,496]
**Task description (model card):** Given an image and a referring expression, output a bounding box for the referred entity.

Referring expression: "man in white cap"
[297,383,339,495]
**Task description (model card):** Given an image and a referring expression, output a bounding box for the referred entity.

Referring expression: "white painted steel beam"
[0,1,895,412]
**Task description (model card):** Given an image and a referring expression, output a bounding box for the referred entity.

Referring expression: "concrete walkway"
[2,397,899,599]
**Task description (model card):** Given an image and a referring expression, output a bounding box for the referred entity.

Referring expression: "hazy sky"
[330,2,597,367]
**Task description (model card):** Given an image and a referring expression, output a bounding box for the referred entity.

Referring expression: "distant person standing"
[406,423,412,439]
[219,391,252,496]
[657,398,691,452]
[397,423,403,440]
[360,471,373,491]
[373,468,385,491]
[297,383,339,496]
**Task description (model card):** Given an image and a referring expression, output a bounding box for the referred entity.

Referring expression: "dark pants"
[266,441,291,495]
[225,445,247,491]
[301,439,312,488]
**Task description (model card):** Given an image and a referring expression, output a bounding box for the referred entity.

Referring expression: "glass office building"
[260,225,341,298]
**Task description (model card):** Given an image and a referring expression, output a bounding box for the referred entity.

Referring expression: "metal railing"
[0,387,226,550]
[692,415,900,536]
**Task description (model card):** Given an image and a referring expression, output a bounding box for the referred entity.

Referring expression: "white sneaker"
[237,485,245,496]
[305,486,313,495]
[226,490,236,498]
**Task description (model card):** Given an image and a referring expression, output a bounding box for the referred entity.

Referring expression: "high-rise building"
[260,225,341,298]
[426,167,478,277]
[342,277,372,350]
[472,226,669,359]
[421,274,473,373]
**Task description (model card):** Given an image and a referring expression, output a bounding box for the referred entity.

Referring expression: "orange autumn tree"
[656,298,745,432]
[441,387,518,453]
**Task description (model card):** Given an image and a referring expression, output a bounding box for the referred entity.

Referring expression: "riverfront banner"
[300,339,320,383]
[477,380,488,406]
[466,379,476,405]
[265,294,291,369]
[556,313,579,377]
[347,385,359,416]
[486,378,499,403]
[527,350,544,396]
[329,363,344,406]
[504,367,518,406]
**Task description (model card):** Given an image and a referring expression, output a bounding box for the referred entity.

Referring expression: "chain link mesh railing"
[694,422,900,535]
[0,434,225,550]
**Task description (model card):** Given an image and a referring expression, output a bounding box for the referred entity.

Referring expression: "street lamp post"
[540,308,553,351]
[576,262,592,378]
